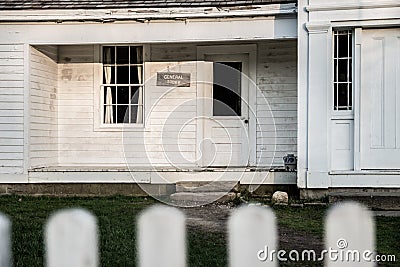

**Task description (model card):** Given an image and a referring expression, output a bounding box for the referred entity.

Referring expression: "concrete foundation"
[0,183,175,197]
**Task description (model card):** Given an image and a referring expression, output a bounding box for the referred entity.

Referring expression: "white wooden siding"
[57,45,105,166]
[0,44,25,174]
[256,40,298,167]
[142,61,198,167]
[30,46,58,168]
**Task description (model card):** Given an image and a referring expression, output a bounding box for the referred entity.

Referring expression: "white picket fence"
[0,202,377,267]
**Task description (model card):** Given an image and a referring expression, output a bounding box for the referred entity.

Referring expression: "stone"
[271,191,289,204]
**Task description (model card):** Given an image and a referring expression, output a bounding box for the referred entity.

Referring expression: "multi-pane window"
[102,46,143,124]
[333,30,352,111]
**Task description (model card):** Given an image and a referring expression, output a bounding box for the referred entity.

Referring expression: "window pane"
[213,62,242,116]
[131,86,141,105]
[334,59,338,82]
[117,105,129,123]
[348,34,352,58]
[130,105,143,123]
[348,85,352,110]
[103,46,115,64]
[338,33,349,58]
[338,59,348,82]
[117,86,129,105]
[104,86,116,105]
[334,34,338,58]
[130,46,143,64]
[337,83,349,110]
[103,66,115,84]
[334,83,338,110]
[116,66,129,84]
[103,105,116,124]
[116,46,129,64]
[349,60,352,82]
[130,66,143,84]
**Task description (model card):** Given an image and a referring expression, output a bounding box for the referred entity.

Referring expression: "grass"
[0,195,398,266]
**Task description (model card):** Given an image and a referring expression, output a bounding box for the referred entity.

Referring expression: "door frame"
[197,44,257,166]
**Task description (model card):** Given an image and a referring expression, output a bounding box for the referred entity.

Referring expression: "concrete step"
[329,192,400,210]
[175,181,239,193]
[170,191,236,206]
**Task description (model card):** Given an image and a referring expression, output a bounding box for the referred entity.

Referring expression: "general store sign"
[156,72,191,87]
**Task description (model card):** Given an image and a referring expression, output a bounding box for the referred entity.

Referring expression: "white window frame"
[332,29,354,119]
[94,44,149,131]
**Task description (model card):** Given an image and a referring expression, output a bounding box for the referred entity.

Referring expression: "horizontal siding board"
[0,95,24,102]
[0,139,23,146]
[0,58,23,66]
[0,167,24,174]
[0,124,24,131]
[0,81,23,88]
[0,131,24,139]
[0,102,23,110]
[0,51,24,59]
[0,159,23,167]
[0,65,23,74]
[0,110,23,117]
[0,73,24,81]
[0,152,24,160]
[0,45,23,52]
[57,93,93,100]
[0,116,23,124]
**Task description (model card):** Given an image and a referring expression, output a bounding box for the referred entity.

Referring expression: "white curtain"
[136,48,143,123]
[104,48,113,123]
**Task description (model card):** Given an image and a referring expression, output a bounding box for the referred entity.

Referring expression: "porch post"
[305,22,331,188]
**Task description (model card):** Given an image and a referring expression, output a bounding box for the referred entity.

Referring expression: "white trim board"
[0,4,297,22]
[0,18,297,45]
[331,174,400,188]
[306,1,400,12]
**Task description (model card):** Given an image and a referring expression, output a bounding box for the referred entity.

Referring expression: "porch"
[28,39,298,184]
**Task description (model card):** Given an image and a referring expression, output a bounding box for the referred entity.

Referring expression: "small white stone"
[272,191,289,204]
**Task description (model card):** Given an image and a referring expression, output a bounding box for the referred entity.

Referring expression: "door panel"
[360,28,400,169]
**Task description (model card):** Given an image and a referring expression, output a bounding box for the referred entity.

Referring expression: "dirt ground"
[181,203,323,253]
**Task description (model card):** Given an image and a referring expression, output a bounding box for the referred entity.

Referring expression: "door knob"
[244,119,249,124]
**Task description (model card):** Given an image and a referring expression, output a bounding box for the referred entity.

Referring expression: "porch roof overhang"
[0,3,296,22]
[0,4,297,44]
[0,0,295,10]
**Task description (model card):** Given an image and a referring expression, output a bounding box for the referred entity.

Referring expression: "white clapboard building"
[0,0,398,196]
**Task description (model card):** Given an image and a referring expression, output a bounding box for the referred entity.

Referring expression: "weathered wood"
[45,209,98,267]
[138,205,186,267]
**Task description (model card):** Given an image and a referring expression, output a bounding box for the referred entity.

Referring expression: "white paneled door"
[360,28,400,169]
[200,54,250,167]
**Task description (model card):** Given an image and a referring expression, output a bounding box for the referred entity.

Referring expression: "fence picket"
[228,204,277,267]
[0,213,11,267]
[325,201,375,266]
[45,209,98,267]
[138,205,186,267]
